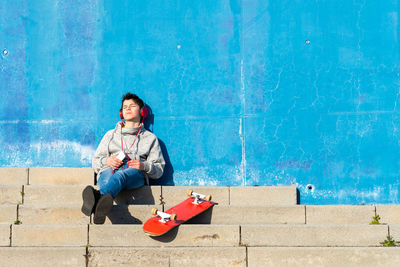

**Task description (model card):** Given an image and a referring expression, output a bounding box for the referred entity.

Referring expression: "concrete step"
[0,168,28,185]
[28,168,93,185]
[0,247,86,267]
[23,185,85,205]
[5,223,400,250]
[161,186,230,205]
[23,185,162,206]
[16,204,304,225]
[166,204,306,225]
[88,247,247,267]
[1,246,399,267]
[241,224,389,247]
[12,224,87,247]
[18,204,90,225]
[230,185,298,205]
[248,247,400,267]
[0,205,17,224]
[162,185,298,206]
[390,224,400,241]
[0,185,23,204]
[0,224,10,246]
[306,205,375,224]
[89,225,240,247]
[103,204,162,225]
[113,186,162,205]
[376,205,400,224]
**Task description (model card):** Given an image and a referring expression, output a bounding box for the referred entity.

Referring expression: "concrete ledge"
[0,205,17,224]
[29,168,93,185]
[114,186,162,205]
[19,205,90,225]
[161,186,230,206]
[12,225,87,246]
[0,168,28,185]
[230,185,297,205]
[88,247,246,267]
[241,224,388,247]
[0,224,10,246]
[89,225,239,247]
[164,205,305,225]
[0,185,23,205]
[0,247,86,267]
[389,224,400,242]
[23,185,85,205]
[248,247,400,267]
[104,205,162,225]
[376,205,400,224]
[306,205,375,224]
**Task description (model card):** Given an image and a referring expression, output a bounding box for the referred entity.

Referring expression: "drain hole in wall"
[306,184,314,191]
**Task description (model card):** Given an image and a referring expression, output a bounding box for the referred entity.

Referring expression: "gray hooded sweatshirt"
[92,122,165,184]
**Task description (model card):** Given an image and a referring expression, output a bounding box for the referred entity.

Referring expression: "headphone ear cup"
[141,106,149,120]
[119,109,124,120]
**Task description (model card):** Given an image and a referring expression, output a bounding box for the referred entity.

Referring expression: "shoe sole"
[81,186,96,216]
[93,194,113,224]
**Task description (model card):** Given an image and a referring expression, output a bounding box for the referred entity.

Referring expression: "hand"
[128,160,145,171]
[106,156,123,170]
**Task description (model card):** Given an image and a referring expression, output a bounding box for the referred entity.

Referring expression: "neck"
[124,121,141,128]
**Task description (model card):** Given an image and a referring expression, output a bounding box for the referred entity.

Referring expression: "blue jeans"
[98,164,145,198]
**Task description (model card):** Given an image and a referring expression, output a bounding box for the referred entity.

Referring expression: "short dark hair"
[121,93,144,110]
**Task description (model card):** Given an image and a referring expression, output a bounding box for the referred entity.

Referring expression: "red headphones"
[119,105,148,121]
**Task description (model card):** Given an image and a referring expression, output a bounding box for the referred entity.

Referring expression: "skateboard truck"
[151,208,177,223]
[187,189,212,205]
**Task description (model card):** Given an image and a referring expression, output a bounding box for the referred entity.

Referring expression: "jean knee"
[97,168,114,189]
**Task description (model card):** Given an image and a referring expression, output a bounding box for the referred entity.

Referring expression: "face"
[122,99,141,121]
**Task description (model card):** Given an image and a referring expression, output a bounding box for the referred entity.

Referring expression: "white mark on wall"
[239,59,246,186]
[173,165,241,186]
[30,140,95,165]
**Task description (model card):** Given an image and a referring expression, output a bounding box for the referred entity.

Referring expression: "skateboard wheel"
[170,213,177,221]
[205,195,212,202]
[187,189,193,197]
[151,208,158,215]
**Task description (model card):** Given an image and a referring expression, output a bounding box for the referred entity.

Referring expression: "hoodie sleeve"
[92,130,113,174]
[142,137,165,179]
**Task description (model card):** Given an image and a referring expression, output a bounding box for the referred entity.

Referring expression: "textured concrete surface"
[0,205,17,224]
[248,247,400,267]
[89,225,239,247]
[23,185,85,205]
[18,205,89,225]
[376,205,400,224]
[0,168,28,185]
[241,224,389,247]
[161,186,230,205]
[164,204,306,225]
[12,225,87,246]
[104,204,162,225]
[28,168,93,185]
[0,247,86,267]
[0,224,10,246]
[230,186,297,205]
[389,224,400,242]
[114,186,162,205]
[306,205,375,224]
[0,186,23,204]
[88,247,246,267]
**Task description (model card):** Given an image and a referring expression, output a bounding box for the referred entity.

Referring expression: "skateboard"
[142,189,215,236]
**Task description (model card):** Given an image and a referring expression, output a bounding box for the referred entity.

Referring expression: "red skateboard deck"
[143,191,215,236]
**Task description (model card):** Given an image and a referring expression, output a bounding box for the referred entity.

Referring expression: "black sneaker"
[93,193,113,224]
[81,185,100,216]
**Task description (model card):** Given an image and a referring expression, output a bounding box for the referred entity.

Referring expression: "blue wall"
[1,0,399,204]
